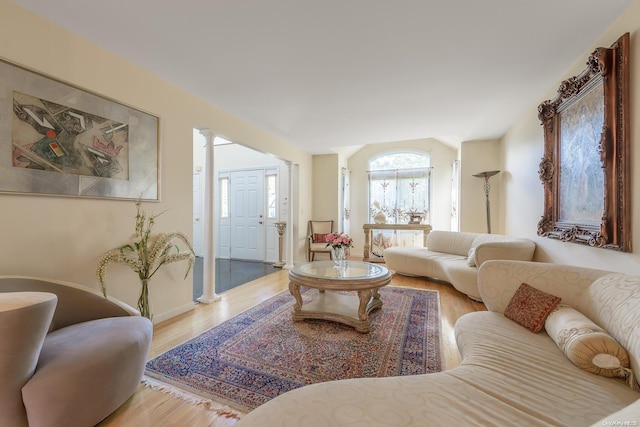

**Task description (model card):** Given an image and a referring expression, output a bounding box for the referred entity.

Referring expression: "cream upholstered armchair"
[307,220,333,261]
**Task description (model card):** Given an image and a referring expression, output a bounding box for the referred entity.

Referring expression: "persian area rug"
[144,286,441,415]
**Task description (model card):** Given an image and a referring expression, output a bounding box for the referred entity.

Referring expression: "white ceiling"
[11,0,633,154]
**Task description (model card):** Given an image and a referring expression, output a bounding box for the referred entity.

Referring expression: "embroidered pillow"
[545,305,633,383]
[504,283,561,333]
[313,233,329,243]
[467,247,476,267]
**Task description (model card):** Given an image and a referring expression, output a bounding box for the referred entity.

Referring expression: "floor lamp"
[472,170,500,234]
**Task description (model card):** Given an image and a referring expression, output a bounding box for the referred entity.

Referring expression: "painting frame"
[0,57,160,201]
[537,33,630,252]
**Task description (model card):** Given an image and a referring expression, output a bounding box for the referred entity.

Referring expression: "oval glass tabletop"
[291,260,389,280]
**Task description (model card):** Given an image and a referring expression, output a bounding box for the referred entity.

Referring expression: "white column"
[284,161,294,269]
[198,129,221,303]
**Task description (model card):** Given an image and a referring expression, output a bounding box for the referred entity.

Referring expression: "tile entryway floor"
[193,257,275,300]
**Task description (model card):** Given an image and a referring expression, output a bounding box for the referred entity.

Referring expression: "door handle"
[259,221,263,224]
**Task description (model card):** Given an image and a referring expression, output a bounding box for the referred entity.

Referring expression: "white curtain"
[367,167,432,257]
[341,167,351,235]
[451,160,460,231]
[367,167,432,224]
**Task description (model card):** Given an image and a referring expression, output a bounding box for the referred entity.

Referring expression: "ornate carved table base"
[288,261,391,334]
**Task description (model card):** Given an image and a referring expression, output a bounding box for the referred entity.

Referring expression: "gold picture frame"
[537,33,630,252]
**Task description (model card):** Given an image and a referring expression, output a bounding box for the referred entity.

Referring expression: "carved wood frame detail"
[537,33,630,252]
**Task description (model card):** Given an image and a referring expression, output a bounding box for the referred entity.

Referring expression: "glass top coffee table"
[288,260,392,333]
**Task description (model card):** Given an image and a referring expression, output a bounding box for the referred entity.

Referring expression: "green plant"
[96,200,194,319]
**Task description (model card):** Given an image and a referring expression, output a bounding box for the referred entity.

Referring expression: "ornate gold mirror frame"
[537,33,630,252]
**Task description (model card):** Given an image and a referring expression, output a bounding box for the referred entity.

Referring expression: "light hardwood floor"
[99,266,486,427]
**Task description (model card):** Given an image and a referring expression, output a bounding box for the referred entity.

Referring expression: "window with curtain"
[367,152,432,224]
[367,152,432,257]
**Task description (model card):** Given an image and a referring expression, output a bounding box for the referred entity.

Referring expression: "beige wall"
[0,0,313,322]
[312,154,340,228]
[346,138,458,255]
[501,0,640,275]
[459,139,502,233]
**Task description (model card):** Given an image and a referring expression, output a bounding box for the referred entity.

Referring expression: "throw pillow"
[313,233,329,243]
[504,283,561,333]
[467,247,476,267]
[545,305,633,382]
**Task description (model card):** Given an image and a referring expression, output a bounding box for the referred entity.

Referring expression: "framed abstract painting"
[0,57,159,201]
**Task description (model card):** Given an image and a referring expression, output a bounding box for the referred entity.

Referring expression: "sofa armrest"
[0,276,139,332]
[477,260,610,314]
[0,292,57,427]
[473,240,536,266]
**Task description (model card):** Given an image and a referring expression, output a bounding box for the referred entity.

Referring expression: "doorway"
[192,130,288,297]
[218,169,266,261]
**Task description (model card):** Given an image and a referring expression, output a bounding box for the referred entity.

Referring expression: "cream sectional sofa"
[236,260,640,426]
[383,230,536,300]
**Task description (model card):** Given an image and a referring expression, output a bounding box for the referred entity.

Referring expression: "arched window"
[367,152,432,224]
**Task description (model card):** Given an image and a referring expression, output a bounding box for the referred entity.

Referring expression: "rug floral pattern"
[145,286,441,412]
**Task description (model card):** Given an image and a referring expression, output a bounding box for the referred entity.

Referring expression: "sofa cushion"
[477,261,610,314]
[426,230,479,256]
[473,239,536,266]
[21,316,152,427]
[237,311,640,427]
[313,233,328,243]
[309,242,331,253]
[467,247,476,267]
[383,246,462,279]
[545,305,632,381]
[443,260,483,301]
[580,273,640,388]
[504,283,561,332]
[236,368,560,427]
[455,312,640,425]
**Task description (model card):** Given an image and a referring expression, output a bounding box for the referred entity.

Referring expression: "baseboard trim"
[153,302,196,324]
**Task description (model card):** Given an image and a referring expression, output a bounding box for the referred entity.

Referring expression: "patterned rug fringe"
[142,376,243,419]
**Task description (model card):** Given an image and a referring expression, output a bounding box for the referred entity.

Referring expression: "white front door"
[192,171,204,257]
[229,169,265,261]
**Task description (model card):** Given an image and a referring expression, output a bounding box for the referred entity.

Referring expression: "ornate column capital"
[199,128,215,139]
